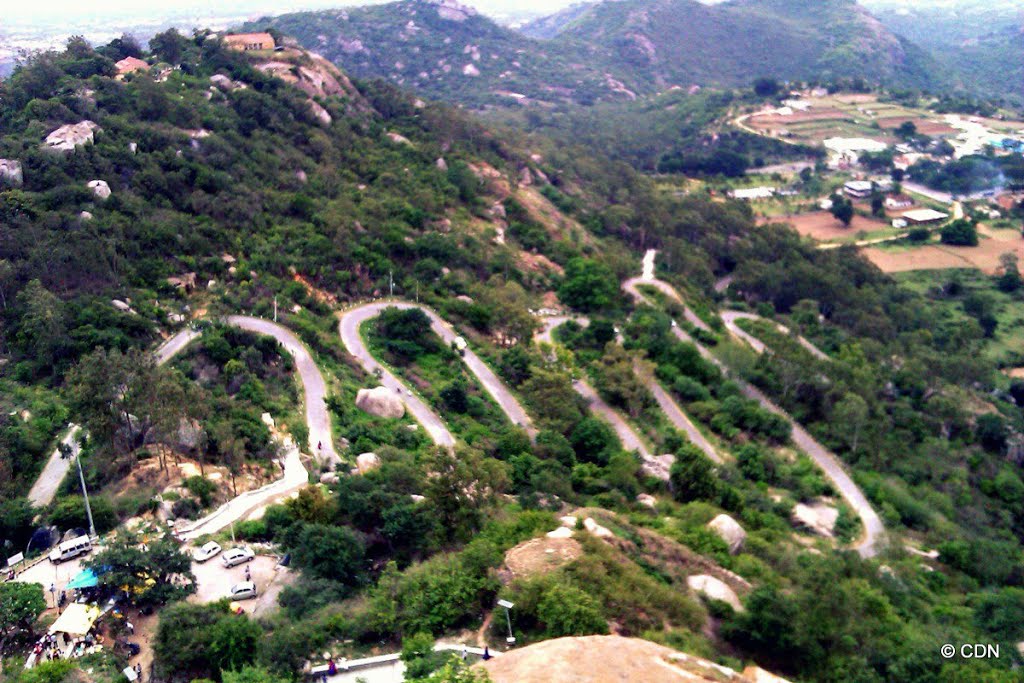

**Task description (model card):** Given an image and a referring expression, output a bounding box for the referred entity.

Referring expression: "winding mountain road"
[537,315,719,476]
[625,253,885,558]
[624,250,712,332]
[720,311,830,361]
[27,425,83,508]
[338,302,536,448]
[28,315,332,540]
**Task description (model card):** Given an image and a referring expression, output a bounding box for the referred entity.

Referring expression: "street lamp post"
[497,599,515,646]
[68,442,96,539]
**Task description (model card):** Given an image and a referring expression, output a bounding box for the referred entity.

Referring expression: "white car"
[228,581,258,600]
[192,541,222,563]
[221,546,255,567]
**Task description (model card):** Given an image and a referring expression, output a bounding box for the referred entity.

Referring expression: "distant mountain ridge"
[522,0,947,92]
[253,0,951,107]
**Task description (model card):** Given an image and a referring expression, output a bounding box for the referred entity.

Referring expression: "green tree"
[593,343,651,419]
[941,219,979,247]
[14,279,67,372]
[896,121,917,140]
[221,667,291,683]
[753,77,780,98]
[150,28,188,65]
[424,446,508,542]
[377,307,435,360]
[86,532,195,607]
[829,196,854,227]
[0,582,46,648]
[669,443,718,503]
[558,258,617,312]
[154,602,260,682]
[66,347,197,474]
[831,393,869,454]
[537,581,608,637]
[290,523,365,585]
[522,370,584,435]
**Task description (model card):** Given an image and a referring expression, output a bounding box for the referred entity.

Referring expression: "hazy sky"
[3,0,579,24]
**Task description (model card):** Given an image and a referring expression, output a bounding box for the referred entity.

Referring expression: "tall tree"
[0,582,45,650]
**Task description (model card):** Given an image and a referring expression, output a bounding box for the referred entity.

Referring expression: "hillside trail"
[625,252,885,558]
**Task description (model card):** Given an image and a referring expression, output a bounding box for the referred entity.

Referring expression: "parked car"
[192,541,222,563]
[49,535,91,563]
[228,581,257,600]
[221,546,255,567]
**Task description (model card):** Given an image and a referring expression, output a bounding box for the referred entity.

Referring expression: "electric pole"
[389,270,394,297]
[74,447,96,539]
[273,296,278,322]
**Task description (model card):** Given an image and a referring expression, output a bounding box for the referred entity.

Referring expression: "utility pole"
[389,270,394,297]
[74,447,96,539]
[273,296,278,322]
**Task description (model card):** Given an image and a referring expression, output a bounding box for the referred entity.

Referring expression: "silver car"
[221,546,255,567]
[228,581,257,600]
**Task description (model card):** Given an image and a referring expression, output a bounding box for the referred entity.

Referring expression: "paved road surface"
[624,251,711,333]
[624,261,885,557]
[539,313,719,468]
[339,302,537,445]
[721,311,830,361]
[227,315,338,466]
[27,426,82,508]
[571,378,652,460]
[646,379,721,464]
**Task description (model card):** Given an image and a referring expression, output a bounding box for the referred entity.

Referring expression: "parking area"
[188,552,293,616]
[13,545,292,619]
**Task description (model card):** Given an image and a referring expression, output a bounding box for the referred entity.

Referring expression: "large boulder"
[707,514,746,554]
[355,386,405,419]
[356,452,381,474]
[0,159,23,186]
[43,121,100,152]
[177,418,204,451]
[88,180,111,199]
[792,501,839,537]
[686,574,744,613]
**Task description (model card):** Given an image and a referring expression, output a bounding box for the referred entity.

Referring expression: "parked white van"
[49,535,92,563]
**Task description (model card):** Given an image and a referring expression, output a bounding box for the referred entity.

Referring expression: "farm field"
[865,225,1023,274]
[744,92,954,145]
[762,210,893,243]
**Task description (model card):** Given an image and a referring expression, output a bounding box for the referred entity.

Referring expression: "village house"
[223,32,276,52]
[114,56,149,77]
[843,180,874,199]
[884,194,914,210]
[729,187,775,201]
[902,208,949,225]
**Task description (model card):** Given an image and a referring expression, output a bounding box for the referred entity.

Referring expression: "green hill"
[247,0,623,108]
[253,0,949,108]
[524,0,948,92]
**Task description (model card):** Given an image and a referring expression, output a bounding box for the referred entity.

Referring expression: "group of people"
[32,633,63,661]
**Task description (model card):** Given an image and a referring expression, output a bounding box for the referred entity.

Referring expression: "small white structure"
[892,218,908,229]
[819,198,834,211]
[782,99,811,112]
[902,208,949,225]
[843,180,874,199]
[729,187,775,201]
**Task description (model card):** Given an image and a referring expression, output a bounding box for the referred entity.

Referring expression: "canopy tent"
[48,603,102,636]
[66,568,99,590]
